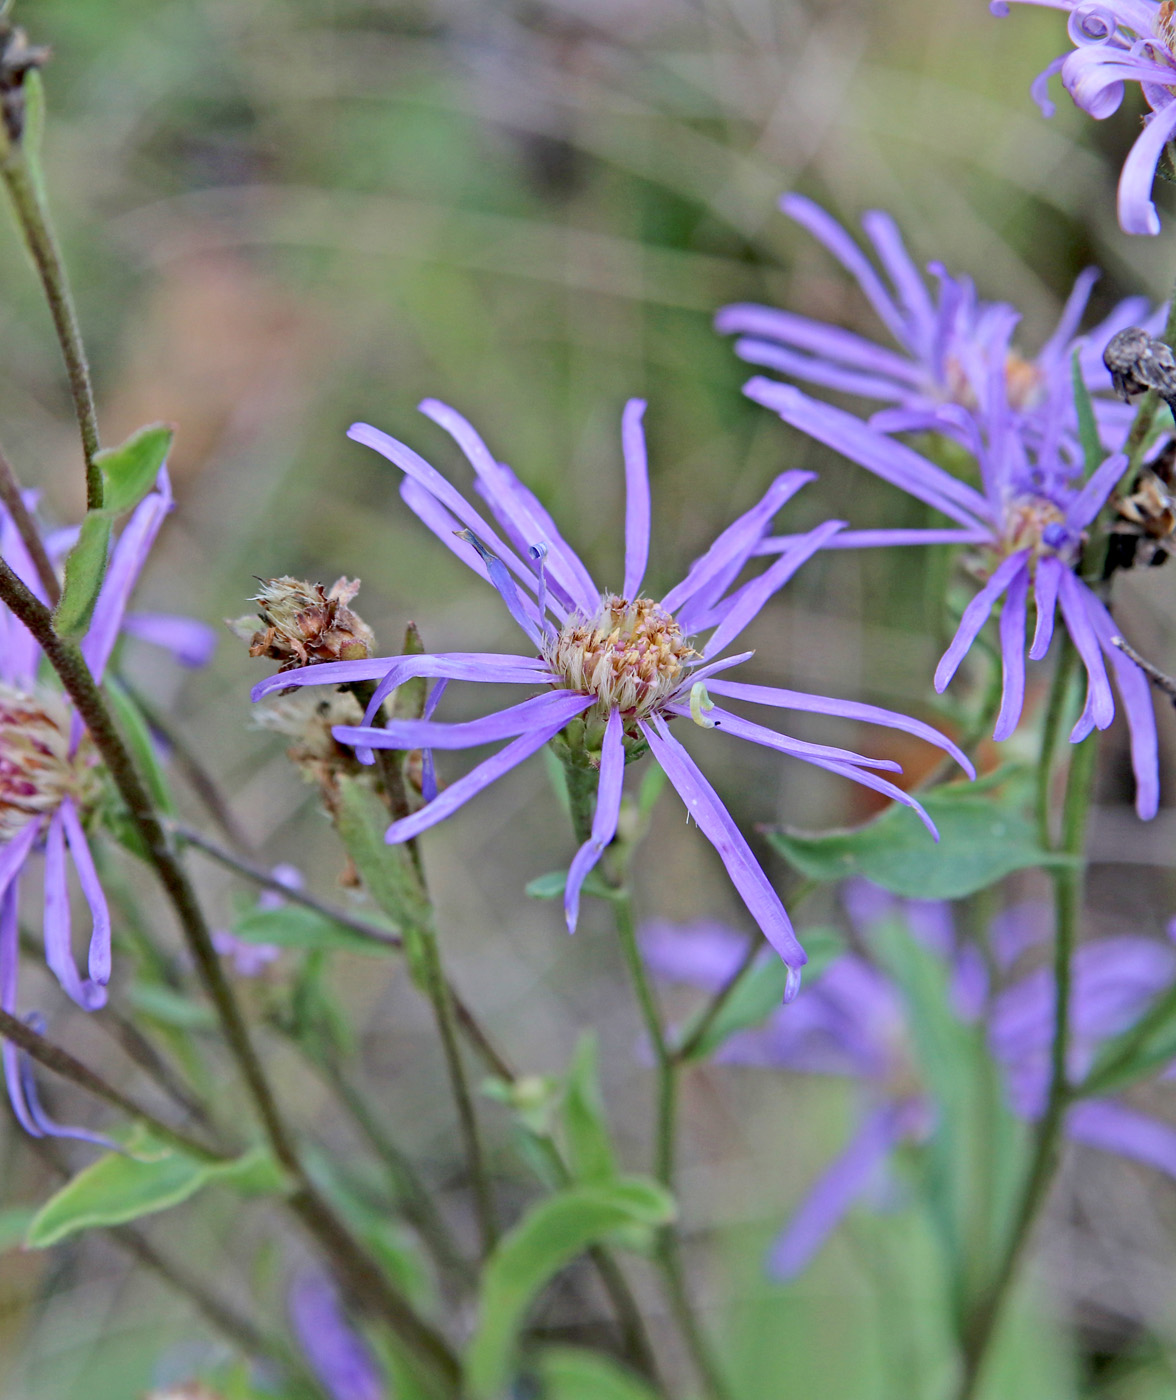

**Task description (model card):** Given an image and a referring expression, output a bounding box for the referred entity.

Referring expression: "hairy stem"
[0,155,102,507]
[957,728,1097,1400]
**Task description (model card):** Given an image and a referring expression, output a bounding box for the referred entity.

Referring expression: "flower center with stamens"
[0,685,98,841]
[943,351,1045,413]
[1003,496,1073,563]
[546,595,698,719]
[1157,1,1176,54]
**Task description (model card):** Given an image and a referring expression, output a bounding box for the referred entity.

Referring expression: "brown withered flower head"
[228,576,375,672]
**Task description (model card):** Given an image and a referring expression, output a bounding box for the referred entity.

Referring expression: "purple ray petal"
[42,811,105,1011]
[781,195,909,346]
[661,470,815,617]
[83,472,173,684]
[731,339,911,401]
[860,210,937,358]
[621,399,651,600]
[767,1101,914,1280]
[415,400,599,613]
[1037,267,1100,367]
[15,1012,121,1149]
[455,529,547,649]
[804,753,939,838]
[0,883,39,1137]
[1065,453,1130,532]
[1030,556,1062,660]
[420,678,447,803]
[1056,571,1115,735]
[756,526,992,552]
[289,1270,384,1400]
[120,612,218,667]
[0,820,39,901]
[348,419,560,612]
[251,652,549,706]
[1117,97,1176,236]
[935,551,1030,693]
[383,712,582,845]
[334,689,585,752]
[640,713,806,970]
[714,304,923,382]
[705,678,975,778]
[1083,599,1160,819]
[566,708,625,932]
[993,566,1029,741]
[666,702,902,771]
[745,380,991,527]
[702,519,844,660]
[59,799,112,987]
[1067,1099,1176,1177]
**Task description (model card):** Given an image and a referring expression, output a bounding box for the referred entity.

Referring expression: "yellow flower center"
[546,595,698,720]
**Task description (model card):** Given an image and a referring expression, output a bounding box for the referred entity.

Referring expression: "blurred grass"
[3,0,1176,1395]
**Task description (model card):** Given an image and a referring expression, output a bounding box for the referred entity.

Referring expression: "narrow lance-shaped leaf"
[466,1178,676,1399]
[561,1032,618,1183]
[53,511,112,639]
[1071,349,1103,480]
[97,423,174,516]
[536,1347,661,1400]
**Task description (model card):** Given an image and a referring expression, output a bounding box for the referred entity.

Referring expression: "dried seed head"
[546,594,698,720]
[0,685,99,841]
[229,576,375,671]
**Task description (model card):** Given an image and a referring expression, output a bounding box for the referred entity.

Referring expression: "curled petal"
[993,566,1029,742]
[1030,556,1062,660]
[59,799,112,987]
[1116,94,1176,234]
[42,811,105,1011]
[1056,571,1116,734]
[935,551,1030,693]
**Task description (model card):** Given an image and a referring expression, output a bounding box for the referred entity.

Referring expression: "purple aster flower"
[0,471,215,1139]
[748,367,1160,818]
[252,400,975,983]
[645,894,1176,1278]
[992,0,1176,235]
[716,194,1163,455]
[288,1270,384,1400]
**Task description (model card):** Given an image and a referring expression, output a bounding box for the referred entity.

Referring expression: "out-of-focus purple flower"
[716,195,1162,454]
[992,0,1176,235]
[212,863,301,977]
[288,1270,384,1400]
[252,400,974,983]
[750,362,1160,818]
[644,894,1176,1278]
[0,472,212,1141]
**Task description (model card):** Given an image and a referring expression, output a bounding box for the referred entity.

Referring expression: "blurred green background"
[4,1,1176,1396]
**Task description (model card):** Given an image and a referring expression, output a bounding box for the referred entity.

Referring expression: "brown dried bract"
[228,575,375,672]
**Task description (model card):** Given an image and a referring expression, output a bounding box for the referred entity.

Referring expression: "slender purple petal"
[714,304,923,382]
[665,702,902,772]
[661,470,815,617]
[415,400,599,613]
[1056,571,1116,734]
[15,1012,120,1149]
[705,678,975,778]
[0,820,39,901]
[1067,1099,1176,1178]
[83,473,173,684]
[621,399,651,600]
[767,1102,913,1280]
[565,708,625,932]
[993,566,1029,741]
[1038,267,1100,366]
[861,210,937,357]
[1084,597,1160,819]
[745,379,992,527]
[703,519,844,660]
[456,529,547,649]
[59,799,112,987]
[335,690,586,752]
[289,1270,384,1400]
[935,552,1030,693]
[1117,97,1176,236]
[42,811,105,1011]
[1065,452,1130,531]
[383,710,586,844]
[757,527,991,552]
[1030,556,1062,660]
[120,612,218,667]
[0,882,40,1137]
[252,652,549,706]
[640,714,806,970]
[731,339,911,401]
[420,678,447,803]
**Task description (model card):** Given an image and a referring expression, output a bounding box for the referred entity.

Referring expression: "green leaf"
[334,776,426,949]
[562,1033,617,1183]
[1082,984,1176,1096]
[1071,348,1103,479]
[96,423,173,516]
[675,954,793,1062]
[768,781,1069,900]
[466,1178,676,1399]
[535,1347,660,1400]
[104,676,176,815]
[26,1136,282,1248]
[525,870,612,902]
[126,981,217,1030]
[53,511,112,639]
[232,903,392,956]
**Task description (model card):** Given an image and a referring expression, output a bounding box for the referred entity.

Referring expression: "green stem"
[0,153,102,507]
[957,729,1097,1400]
[0,560,460,1392]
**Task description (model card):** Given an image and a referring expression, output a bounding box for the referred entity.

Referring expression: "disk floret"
[0,685,98,841]
[546,594,698,719]
[1002,495,1073,565]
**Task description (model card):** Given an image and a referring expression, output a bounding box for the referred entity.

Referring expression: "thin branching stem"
[0,441,59,602]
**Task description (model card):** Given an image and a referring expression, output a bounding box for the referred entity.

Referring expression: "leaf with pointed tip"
[53,511,111,639]
[562,1033,617,1183]
[536,1347,660,1400]
[97,424,173,515]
